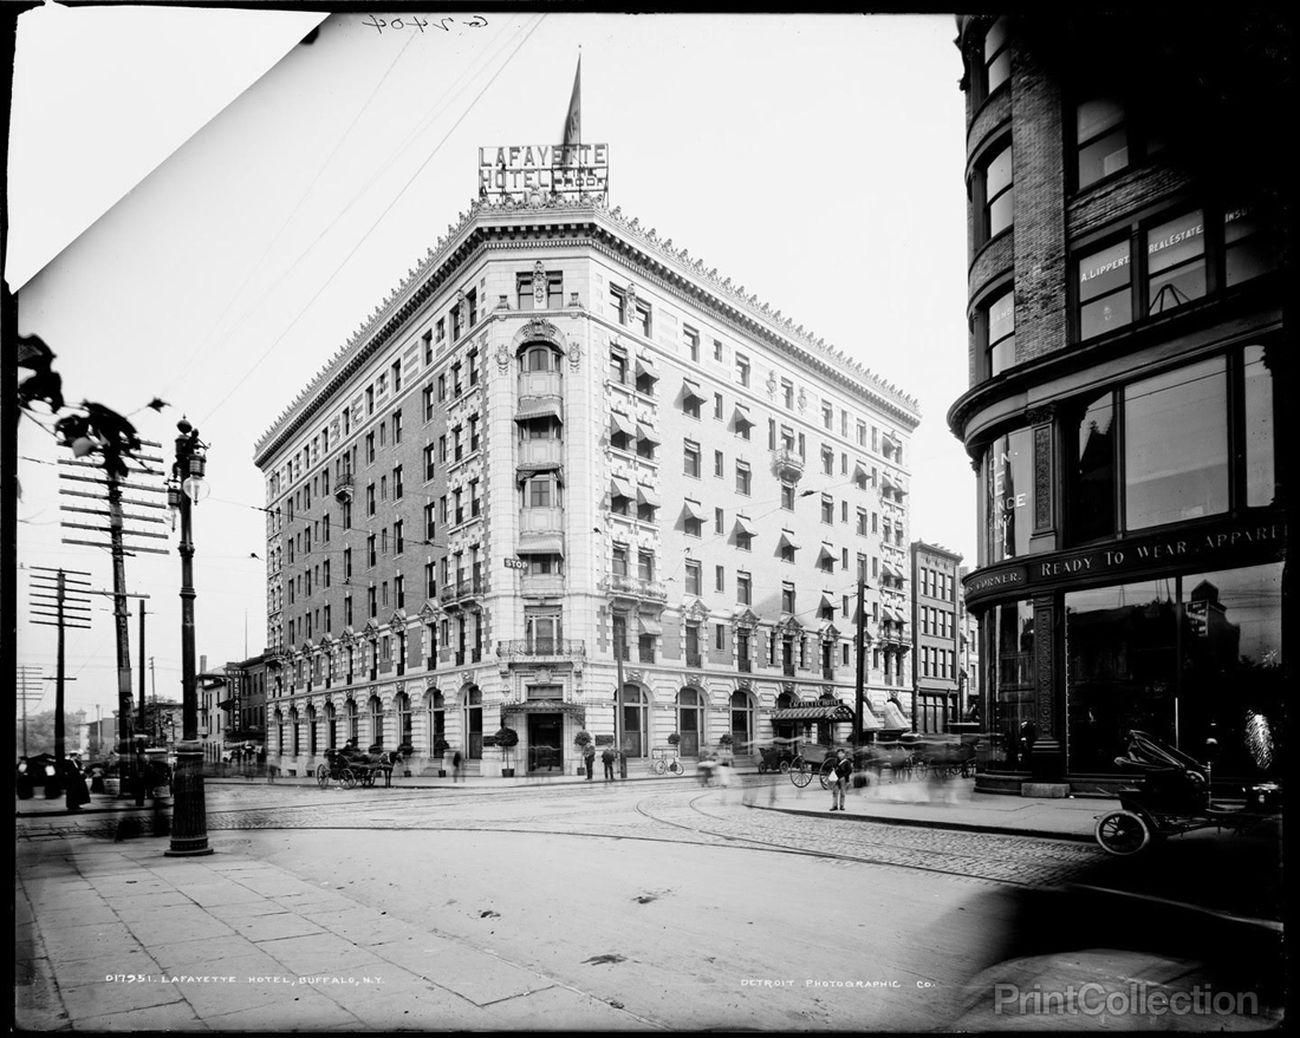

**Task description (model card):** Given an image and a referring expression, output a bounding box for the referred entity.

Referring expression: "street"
[22,774,1284,1031]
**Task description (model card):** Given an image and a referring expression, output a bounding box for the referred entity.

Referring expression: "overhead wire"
[197,13,549,429]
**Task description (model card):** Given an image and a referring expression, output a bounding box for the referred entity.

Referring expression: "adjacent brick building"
[949,14,1289,791]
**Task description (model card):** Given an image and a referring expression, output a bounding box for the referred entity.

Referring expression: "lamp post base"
[166,743,212,857]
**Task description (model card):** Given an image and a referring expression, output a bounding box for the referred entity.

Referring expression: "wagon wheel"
[818,759,836,790]
[790,759,813,788]
[778,760,791,774]
[339,767,358,790]
[1095,810,1151,856]
[316,763,330,788]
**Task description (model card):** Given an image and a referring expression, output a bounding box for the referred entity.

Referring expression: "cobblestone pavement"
[20,780,1106,889]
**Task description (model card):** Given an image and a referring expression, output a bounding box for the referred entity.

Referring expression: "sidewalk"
[14,830,641,1031]
[751,774,1109,842]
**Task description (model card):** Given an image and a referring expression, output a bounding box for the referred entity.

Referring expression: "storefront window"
[984,429,1033,563]
[1178,563,1283,778]
[1072,393,1115,542]
[1123,356,1228,530]
[620,684,648,758]
[1066,579,1177,774]
[1243,345,1276,507]
[982,599,1035,767]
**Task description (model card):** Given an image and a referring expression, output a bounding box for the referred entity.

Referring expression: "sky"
[12,8,974,724]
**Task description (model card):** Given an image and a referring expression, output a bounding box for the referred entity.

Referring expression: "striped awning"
[817,544,835,560]
[732,404,753,427]
[610,411,635,437]
[502,700,587,717]
[882,701,910,731]
[778,531,801,550]
[610,475,635,498]
[635,355,658,378]
[734,515,756,536]
[770,704,856,722]
[682,379,707,402]
[637,485,660,507]
[516,397,562,421]
[683,499,706,521]
[518,534,564,554]
[637,614,663,635]
[636,423,660,445]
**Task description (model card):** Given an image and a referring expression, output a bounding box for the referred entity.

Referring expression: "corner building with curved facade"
[254,194,920,776]
[950,14,1289,792]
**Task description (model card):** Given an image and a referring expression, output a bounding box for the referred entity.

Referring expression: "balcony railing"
[439,577,484,605]
[685,652,703,669]
[772,447,804,482]
[604,574,669,602]
[783,662,797,677]
[334,474,354,502]
[496,639,587,660]
[738,658,752,672]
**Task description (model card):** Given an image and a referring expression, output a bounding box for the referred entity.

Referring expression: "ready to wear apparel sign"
[478,144,609,200]
[963,515,1287,607]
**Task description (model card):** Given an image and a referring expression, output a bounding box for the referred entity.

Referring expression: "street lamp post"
[854,578,872,745]
[166,417,212,857]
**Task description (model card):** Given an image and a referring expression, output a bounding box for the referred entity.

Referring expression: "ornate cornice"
[255,194,922,466]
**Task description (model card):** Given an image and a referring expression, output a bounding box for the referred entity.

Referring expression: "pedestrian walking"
[583,741,596,780]
[452,749,463,783]
[601,745,616,781]
[829,748,852,811]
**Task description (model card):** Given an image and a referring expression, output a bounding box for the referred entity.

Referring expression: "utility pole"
[29,567,92,807]
[58,440,168,798]
[135,601,149,806]
[854,578,871,746]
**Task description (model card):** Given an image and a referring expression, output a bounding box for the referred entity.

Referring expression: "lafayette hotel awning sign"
[478,144,609,202]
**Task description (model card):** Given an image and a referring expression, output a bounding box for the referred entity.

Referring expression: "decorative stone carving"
[495,342,511,373]
[797,387,807,414]
[1034,601,1054,736]
[624,283,638,320]
[1033,424,1053,533]
[1025,403,1056,426]
[766,370,778,399]
[533,260,547,307]
[625,668,644,685]
[569,344,582,371]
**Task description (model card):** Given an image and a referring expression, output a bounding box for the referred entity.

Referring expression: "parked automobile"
[15,753,68,798]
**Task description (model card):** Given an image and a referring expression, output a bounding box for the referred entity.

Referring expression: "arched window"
[275,709,284,753]
[395,692,412,748]
[677,687,704,757]
[426,690,445,754]
[522,345,557,372]
[619,684,648,758]
[369,695,384,749]
[345,699,358,743]
[730,690,754,750]
[464,687,483,759]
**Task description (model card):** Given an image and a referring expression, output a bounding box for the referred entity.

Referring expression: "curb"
[753,803,1098,843]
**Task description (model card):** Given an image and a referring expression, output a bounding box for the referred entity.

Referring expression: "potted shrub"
[574,729,592,748]
[667,732,681,748]
[495,726,519,777]
[433,738,450,777]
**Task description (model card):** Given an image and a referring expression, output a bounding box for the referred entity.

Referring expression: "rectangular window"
[714,450,724,477]
[684,325,700,362]
[781,583,795,613]
[714,507,724,534]
[735,353,750,387]
[820,495,834,524]
[713,393,723,420]
[735,461,751,495]
[685,560,702,596]
[713,339,723,362]
[1146,210,1205,314]
[1078,239,1132,340]
[715,565,725,592]
[985,288,1016,376]
[683,441,701,478]
[1076,96,1127,188]
[1124,356,1228,530]
[737,572,751,605]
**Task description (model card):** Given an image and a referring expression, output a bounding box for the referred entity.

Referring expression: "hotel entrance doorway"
[527,714,563,773]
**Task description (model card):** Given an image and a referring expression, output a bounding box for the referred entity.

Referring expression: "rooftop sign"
[478,144,609,202]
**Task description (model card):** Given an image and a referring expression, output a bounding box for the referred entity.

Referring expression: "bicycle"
[650,747,686,777]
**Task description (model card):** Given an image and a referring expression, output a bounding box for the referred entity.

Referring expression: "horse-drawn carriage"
[316,746,400,789]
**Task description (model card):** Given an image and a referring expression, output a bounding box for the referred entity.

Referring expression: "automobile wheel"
[778,760,791,774]
[790,761,813,788]
[1095,809,1150,856]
